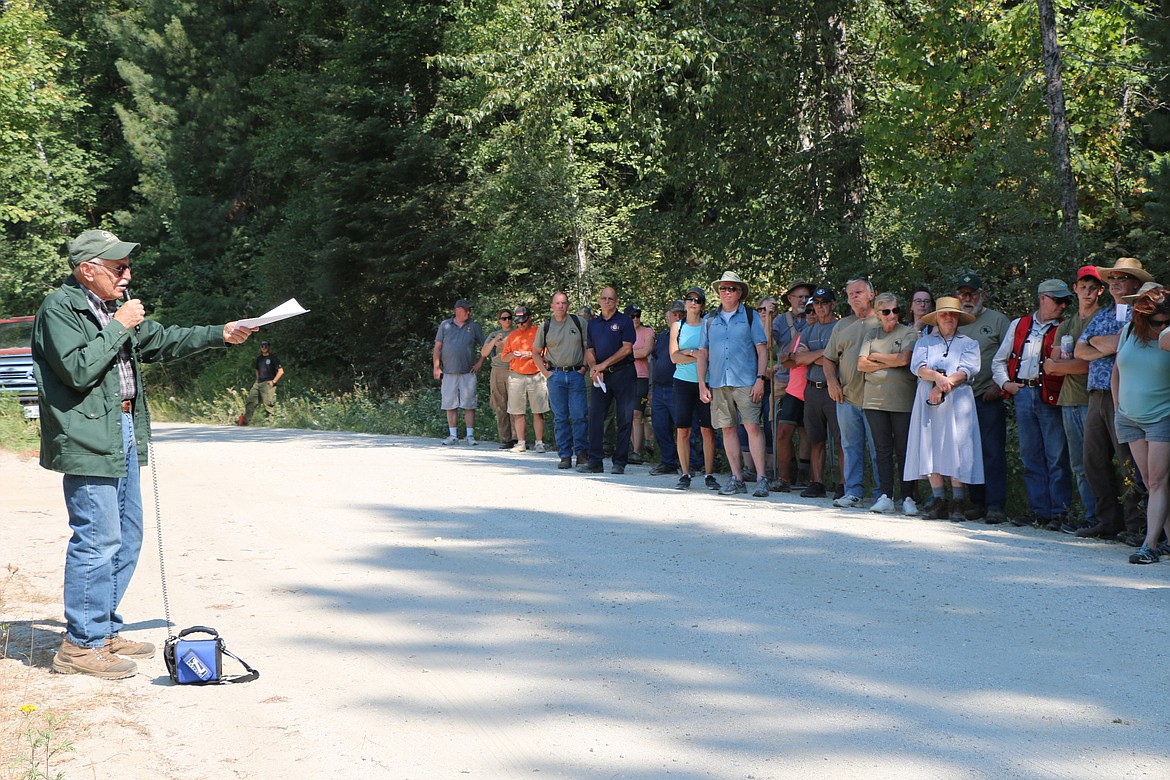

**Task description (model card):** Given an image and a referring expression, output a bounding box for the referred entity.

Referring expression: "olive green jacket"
[33,277,226,477]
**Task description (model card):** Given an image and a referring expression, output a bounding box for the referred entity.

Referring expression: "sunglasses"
[1043,295,1071,305]
[755,307,774,314]
[499,315,512,320]
[718,286,740,293]
[878,307,901,316]
[685,297,703,304]
[88,260,132,278]
[1149,316,1170,326]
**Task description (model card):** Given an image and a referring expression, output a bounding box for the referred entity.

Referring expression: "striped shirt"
[83,288,137,401]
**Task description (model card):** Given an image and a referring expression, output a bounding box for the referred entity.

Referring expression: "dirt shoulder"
[2,424,1168,779]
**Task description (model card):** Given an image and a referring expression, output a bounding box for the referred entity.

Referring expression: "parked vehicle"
[0,316,39,419]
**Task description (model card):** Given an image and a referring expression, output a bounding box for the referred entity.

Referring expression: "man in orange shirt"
[502,306,550,452]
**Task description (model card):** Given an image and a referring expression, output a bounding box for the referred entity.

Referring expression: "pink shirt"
[785,334,808,401]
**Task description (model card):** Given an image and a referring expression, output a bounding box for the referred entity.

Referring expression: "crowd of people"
[434,258,1170,566]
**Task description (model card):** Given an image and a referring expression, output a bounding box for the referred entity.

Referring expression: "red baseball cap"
[1076,264,1102,282]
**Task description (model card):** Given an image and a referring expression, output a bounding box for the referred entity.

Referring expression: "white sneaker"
[869,494,896,514]
[534,442,546,453]
[511,441,527,453]
[441,435,458,446]
[902,497,918,516]
[465,436,478,446]
[833,494,863,508]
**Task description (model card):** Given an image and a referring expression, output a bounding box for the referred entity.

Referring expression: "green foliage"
[0,0,106,316]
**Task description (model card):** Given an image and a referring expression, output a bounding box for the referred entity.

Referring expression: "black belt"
[1017,379,1040,388]
[1089,388,1111,395]
[121,400,133,413]
[551,365,583,372]
[604,362,634,374]
[810,381,828,389]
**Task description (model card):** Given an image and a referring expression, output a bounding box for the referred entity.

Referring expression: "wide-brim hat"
[712,271,750,300]
[1121,281,1163,304]
[920,296,975,326]
[1095,256,1154,284]
[784,280,813,298]
[69,229,139,267]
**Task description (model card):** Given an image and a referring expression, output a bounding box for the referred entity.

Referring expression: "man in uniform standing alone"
[240,340,284,425]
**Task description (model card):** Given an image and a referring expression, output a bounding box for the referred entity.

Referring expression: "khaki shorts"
[440,372,478,410]
[710,385,762,429]
[507,372,551,415]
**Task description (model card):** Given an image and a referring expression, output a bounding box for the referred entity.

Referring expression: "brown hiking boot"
[106,634,156,659]
[53,637,137,679]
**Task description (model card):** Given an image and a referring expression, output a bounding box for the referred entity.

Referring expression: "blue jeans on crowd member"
[970,396,1007,511]
[651,382,679,468]
[63,412,143,649]
[588,363,637,466]
[547,370,589,459]
[1061,404,1096,523]
[836,401,878,499]
[1014,385,1072,519]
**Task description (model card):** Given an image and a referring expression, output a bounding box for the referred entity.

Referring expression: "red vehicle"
[0,316,39,419]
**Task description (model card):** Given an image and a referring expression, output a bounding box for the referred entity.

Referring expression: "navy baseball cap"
[811,287,836,302]
[956,272,982,290]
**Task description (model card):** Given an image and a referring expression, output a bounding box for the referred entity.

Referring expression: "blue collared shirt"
[1078,307,1129,391]
[699,305,767,388]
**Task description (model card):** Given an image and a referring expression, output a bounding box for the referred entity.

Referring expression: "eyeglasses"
[685,297,703,304]
[878,307,901,316]
[911,298,931,305]
[718,286,740,293]
[88,260,131,278]
[499,315,512,320]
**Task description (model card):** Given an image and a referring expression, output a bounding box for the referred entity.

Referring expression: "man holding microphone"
[34,229,256,679]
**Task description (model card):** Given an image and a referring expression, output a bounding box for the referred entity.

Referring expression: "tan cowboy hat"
[1094,256,1154,284]
[920,296,975,326]
[711,271,750,300]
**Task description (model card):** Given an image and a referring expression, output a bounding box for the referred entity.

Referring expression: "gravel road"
[1,423,1167,779]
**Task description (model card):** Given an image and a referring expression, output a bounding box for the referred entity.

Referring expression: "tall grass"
[0,396,39,456]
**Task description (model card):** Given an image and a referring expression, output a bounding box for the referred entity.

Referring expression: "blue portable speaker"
[163,626,259,685]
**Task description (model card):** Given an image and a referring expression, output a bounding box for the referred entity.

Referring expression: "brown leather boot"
[926,499,951,520]
[53,637,137,679]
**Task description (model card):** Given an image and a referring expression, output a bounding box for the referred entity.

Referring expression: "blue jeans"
[971,396,1007,511]
[651,381,679,467]
[1061,404,1096,523]
[1015,386,1072,518]
[588,364,636,466]
[547,370,589,458]
[62,412,143,648]
[836,402,877,498]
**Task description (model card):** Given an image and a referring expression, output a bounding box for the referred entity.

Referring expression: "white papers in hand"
[593,375,607,393]
[236,299,310,329]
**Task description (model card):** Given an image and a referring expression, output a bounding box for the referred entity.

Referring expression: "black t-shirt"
[254,353,281,382]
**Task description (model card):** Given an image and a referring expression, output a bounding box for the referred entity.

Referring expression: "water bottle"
[1060,335,1073,359]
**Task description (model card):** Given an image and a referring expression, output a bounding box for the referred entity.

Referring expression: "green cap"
[1037,279,1073,299]
[68,230,139,268]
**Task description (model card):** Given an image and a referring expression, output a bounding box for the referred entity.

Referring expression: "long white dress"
[903,332,984,483]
